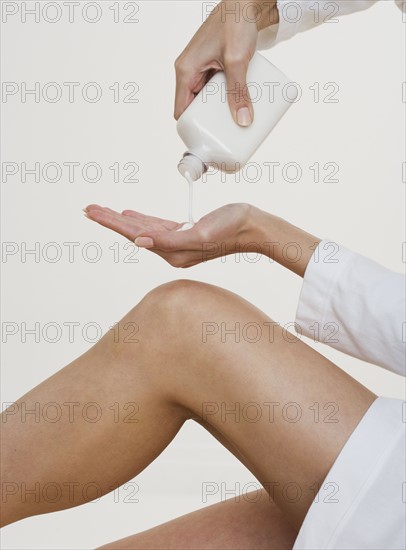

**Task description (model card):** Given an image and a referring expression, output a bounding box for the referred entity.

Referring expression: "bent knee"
[113,279,270,356]
[140,279,216,311]
[136,279,268,333]
[140,279,243,318]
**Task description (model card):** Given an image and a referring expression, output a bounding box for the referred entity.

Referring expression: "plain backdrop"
[1,1,405,548]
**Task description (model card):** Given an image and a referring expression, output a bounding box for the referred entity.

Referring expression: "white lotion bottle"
[177,51,297,181]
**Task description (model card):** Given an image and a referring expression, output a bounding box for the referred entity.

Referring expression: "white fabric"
[257,0,405,50]
[255,2,406,547]
[295,239,405,377]
[292,396,406,550]
[291,240,405,549]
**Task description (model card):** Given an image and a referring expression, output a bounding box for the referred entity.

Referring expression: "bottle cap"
[177,152,207,181]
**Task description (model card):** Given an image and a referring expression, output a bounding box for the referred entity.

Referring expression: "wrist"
[244,1,279,31]
[246,206,321,278]
[244,205,274,243]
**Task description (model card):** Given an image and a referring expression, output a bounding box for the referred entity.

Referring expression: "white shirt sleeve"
[295,239,406,377]
[256,0,404,50]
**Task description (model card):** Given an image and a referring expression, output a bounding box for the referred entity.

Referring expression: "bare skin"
[97,491,297,550]
[1,203,377,549]
[83,203,319,277]
[174,0,279,125]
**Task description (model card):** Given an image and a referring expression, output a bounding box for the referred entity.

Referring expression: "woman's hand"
[84,203,257,268]
[174,0,278,126]
[85,202,319,276]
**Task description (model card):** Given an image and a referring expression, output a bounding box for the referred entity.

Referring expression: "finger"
[86,206,128,223]
[103,207,120,215]
[121,209,145,219]
[85,209,144,241]
[134,226,198,250]
[174,69,221,120]
[85,205,122,219]
[84,204,104,212]
[223,53,254,126]
[174,53,210,120]
[174,73,196,120]
[122,209,179,229]
[86,205,126,217]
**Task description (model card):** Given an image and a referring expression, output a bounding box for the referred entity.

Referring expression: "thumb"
[224,57,253,127]
[134,228,195,250]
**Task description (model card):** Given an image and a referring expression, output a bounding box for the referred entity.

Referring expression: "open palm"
[84,203,253,268]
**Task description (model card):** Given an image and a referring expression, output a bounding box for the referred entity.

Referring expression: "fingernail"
[134,237,154,248]
[237,107,252,126]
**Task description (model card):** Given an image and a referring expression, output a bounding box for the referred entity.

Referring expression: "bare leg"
[98,489,297,550]
[1,280,376,540]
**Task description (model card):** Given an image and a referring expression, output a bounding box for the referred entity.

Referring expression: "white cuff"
[295,239,352,344]
[295,239,406,376]
[257,0,380,50]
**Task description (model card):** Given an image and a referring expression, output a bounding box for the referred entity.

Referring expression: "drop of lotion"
[180,222,194,230]
[177,171,195,231]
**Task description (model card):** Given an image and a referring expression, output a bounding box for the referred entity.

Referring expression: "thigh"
[138,281,377,530]
[98,489,297,550]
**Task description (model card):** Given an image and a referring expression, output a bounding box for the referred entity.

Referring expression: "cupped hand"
[84,203,256,268]
[174,0,278,126]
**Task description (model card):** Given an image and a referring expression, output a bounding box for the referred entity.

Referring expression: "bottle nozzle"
[177,152,207,182]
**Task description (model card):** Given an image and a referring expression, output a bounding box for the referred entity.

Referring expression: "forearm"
[216,1,279,30]
[245,0,279,30]
[247,207,321,278]
[257,0,380,50]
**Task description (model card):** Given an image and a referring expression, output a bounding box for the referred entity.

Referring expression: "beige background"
[1,1,405,548]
